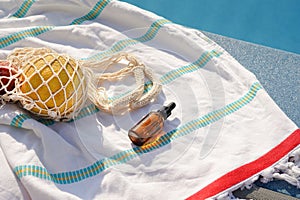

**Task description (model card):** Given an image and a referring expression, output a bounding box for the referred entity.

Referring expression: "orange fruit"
[19,53,85,119]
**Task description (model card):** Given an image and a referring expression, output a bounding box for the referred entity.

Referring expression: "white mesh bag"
[0,48,162,121]
[6,47,88,121]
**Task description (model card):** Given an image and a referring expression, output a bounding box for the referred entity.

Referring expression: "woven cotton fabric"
[0,0,299,200]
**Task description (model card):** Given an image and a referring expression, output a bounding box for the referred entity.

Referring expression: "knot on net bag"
[0,47,162,121]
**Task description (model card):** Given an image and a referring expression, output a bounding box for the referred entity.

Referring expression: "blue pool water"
[121,0,300,54]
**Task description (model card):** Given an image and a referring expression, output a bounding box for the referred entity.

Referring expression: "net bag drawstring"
[83,52,162,114]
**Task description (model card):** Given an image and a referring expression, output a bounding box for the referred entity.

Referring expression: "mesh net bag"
[0,47,162,121]
[6,47,87,121]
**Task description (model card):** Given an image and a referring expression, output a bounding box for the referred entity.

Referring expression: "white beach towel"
[0,0,299,199]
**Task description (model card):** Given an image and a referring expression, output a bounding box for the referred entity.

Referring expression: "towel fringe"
[259,148,300,187]
[212,147,300,200]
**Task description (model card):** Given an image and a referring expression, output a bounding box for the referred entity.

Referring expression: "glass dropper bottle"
[128,102,176,146]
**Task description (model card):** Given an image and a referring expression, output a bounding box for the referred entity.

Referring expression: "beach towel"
[0,0,299,199]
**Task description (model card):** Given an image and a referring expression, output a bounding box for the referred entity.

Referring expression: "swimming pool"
[121,0,300,54]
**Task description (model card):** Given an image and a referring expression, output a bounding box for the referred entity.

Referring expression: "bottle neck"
[157,102,176,120]
[158,109,168,120]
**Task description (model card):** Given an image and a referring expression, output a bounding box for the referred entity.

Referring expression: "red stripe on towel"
[187,129,300,200]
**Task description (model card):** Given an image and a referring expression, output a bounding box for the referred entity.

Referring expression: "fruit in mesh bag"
[0,61,18,95]
[18,53,86,120]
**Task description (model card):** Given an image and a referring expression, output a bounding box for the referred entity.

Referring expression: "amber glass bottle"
[128,102,176,146]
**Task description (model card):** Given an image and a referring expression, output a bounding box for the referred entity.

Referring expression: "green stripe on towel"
[0,26,54,48]
[11,0,36,18]
[108,50,222,102]
[0,0,112,48]
[10,114,31,127]
[13,82,263,184]
[160,50,221,84]
[83,18,171,60]
[70,0,111,25]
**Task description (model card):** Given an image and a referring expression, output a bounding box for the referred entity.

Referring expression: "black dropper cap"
[158,102,176,120]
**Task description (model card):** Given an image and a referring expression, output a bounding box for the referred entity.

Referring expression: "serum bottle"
[128,102,176,146]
